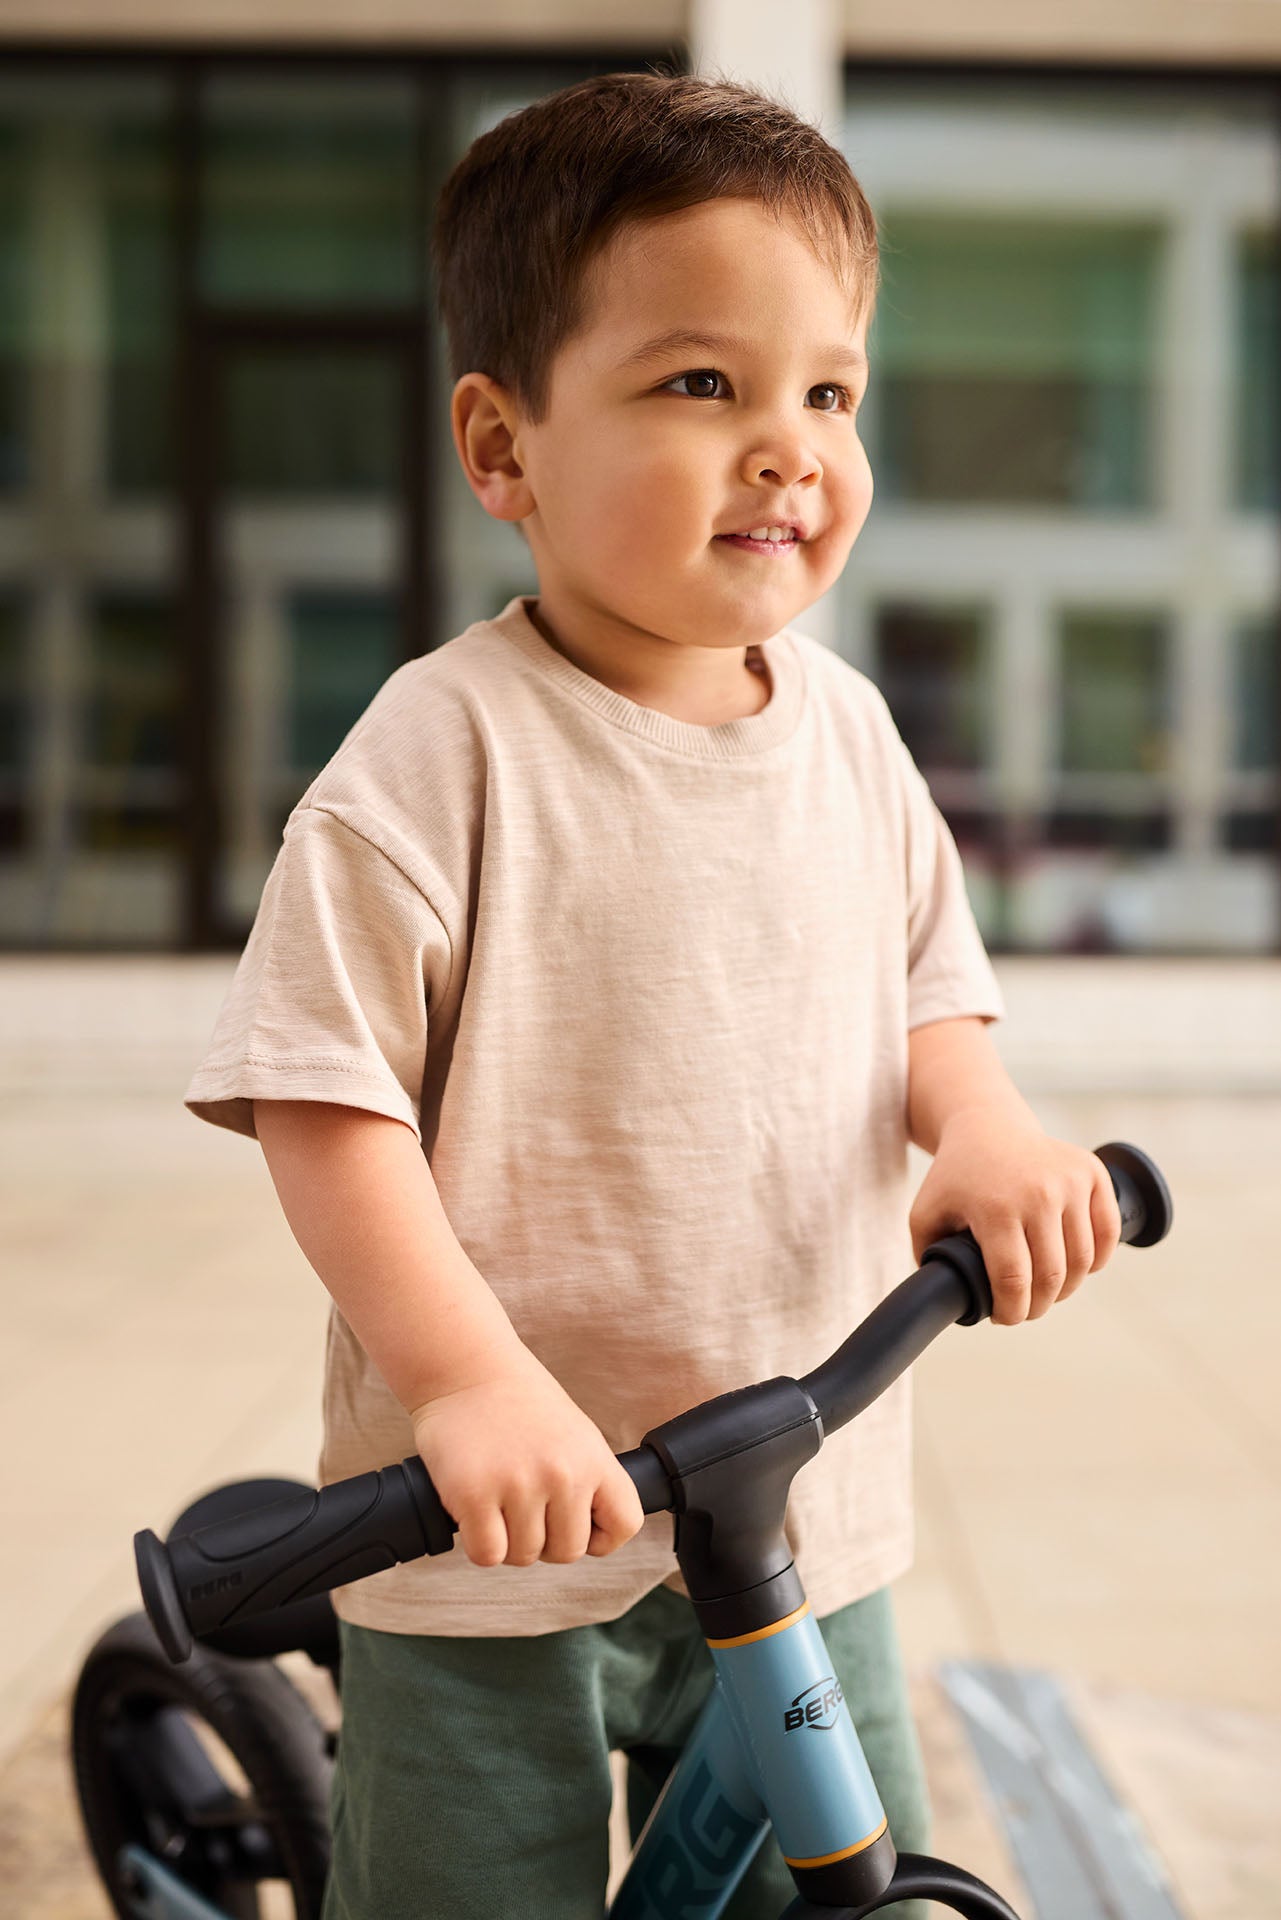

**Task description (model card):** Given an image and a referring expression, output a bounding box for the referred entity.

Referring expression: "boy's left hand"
[908,1110,1123,1326]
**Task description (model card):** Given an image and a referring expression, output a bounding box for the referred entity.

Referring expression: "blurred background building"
[0,2,1277,956]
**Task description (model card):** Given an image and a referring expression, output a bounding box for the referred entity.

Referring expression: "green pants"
[323,1583,929,1919]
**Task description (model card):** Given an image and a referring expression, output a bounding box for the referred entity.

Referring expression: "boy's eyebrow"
[618,327,868,374]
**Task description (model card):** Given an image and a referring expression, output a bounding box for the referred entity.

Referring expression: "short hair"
[432,67,879,428]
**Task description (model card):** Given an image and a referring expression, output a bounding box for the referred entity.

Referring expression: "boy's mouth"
[714,529,801,554]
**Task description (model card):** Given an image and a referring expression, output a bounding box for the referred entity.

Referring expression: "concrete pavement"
[2,955,1279,1916]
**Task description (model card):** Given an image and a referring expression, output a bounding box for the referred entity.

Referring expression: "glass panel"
[0,69,182,944]
[870,603,1000,940]
[1225,614,1281,856]
[870,217,1160,508]
[201,73,418,309]
[1235,229,1280,513]
[1223,811,1277,853]
[76,594,182,922]
[1058,612,1171,774]
[873,604,991,771]
[0,118,30,495]
[225,349,400,497]
[85,594,180,773]
[288,588,397,773]
[0,595,26,860]
[104,112,178,494]
[1042,809,1172,852]
[1235,615,1278,771]
[216,343,407,927]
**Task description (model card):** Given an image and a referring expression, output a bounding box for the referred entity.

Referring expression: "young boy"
[185,71,1122,1920]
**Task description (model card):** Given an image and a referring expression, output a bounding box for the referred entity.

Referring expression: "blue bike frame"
[612,1598,886,1918]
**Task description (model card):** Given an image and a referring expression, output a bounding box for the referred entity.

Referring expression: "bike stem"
[641,1381,1022,1919]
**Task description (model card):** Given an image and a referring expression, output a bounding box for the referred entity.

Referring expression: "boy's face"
[457,195,874,665]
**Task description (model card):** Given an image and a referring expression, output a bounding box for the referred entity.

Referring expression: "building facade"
[0,7,1277,950]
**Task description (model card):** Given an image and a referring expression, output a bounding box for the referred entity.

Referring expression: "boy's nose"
[741,439,821,487]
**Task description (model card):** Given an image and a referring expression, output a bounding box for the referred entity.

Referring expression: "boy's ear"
[450,372,535,526]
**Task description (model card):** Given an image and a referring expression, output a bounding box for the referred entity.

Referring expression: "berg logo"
[783,1674,844,1734]
[191,1571,243,1602]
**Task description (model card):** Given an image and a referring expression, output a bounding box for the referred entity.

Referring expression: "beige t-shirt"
[186,593,1004,1636]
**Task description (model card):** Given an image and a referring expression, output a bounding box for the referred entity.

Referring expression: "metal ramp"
[939,1662,1188,1920]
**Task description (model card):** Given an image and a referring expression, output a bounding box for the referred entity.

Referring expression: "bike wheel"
[71,1610,332,1920]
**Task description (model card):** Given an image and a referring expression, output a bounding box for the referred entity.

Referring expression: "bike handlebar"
[799,1139,1170,1432]
[135,1140,1171,1664]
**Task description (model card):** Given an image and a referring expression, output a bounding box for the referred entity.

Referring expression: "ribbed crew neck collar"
[491,594,806,761]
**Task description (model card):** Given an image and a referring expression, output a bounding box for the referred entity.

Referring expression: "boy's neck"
[525,599,772,727]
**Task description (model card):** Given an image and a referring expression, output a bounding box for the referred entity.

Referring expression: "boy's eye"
[810,382,852,412]
[668,368,725,399]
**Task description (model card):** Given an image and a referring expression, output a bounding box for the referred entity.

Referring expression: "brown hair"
[432,67,879,427]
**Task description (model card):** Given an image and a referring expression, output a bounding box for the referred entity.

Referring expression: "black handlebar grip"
[134,1454,456,1664]
[620,1443,676,1514]
[1094,1140,1174,1248]
[921,1138,1173,1325]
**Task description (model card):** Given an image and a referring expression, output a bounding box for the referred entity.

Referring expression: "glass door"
[191,326,423,939]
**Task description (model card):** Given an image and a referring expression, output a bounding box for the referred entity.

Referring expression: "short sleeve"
[184,805,452,1142]
[897,738,1005,1032]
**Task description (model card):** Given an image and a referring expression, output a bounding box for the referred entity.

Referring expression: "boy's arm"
[906,1017,1122,1326]
[252,1099,643,1566]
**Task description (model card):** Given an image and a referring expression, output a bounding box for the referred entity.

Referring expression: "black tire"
[71,1609,332,1920]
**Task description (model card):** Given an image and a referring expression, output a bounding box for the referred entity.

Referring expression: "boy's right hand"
[410,1344,646,1569]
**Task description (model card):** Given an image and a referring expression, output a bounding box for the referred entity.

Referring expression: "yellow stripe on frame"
[783,1816,889,1869]
[704,1601,812,1648]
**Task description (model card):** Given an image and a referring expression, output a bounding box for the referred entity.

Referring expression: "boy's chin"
[558,573,804,650]
[692,584,814,643]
